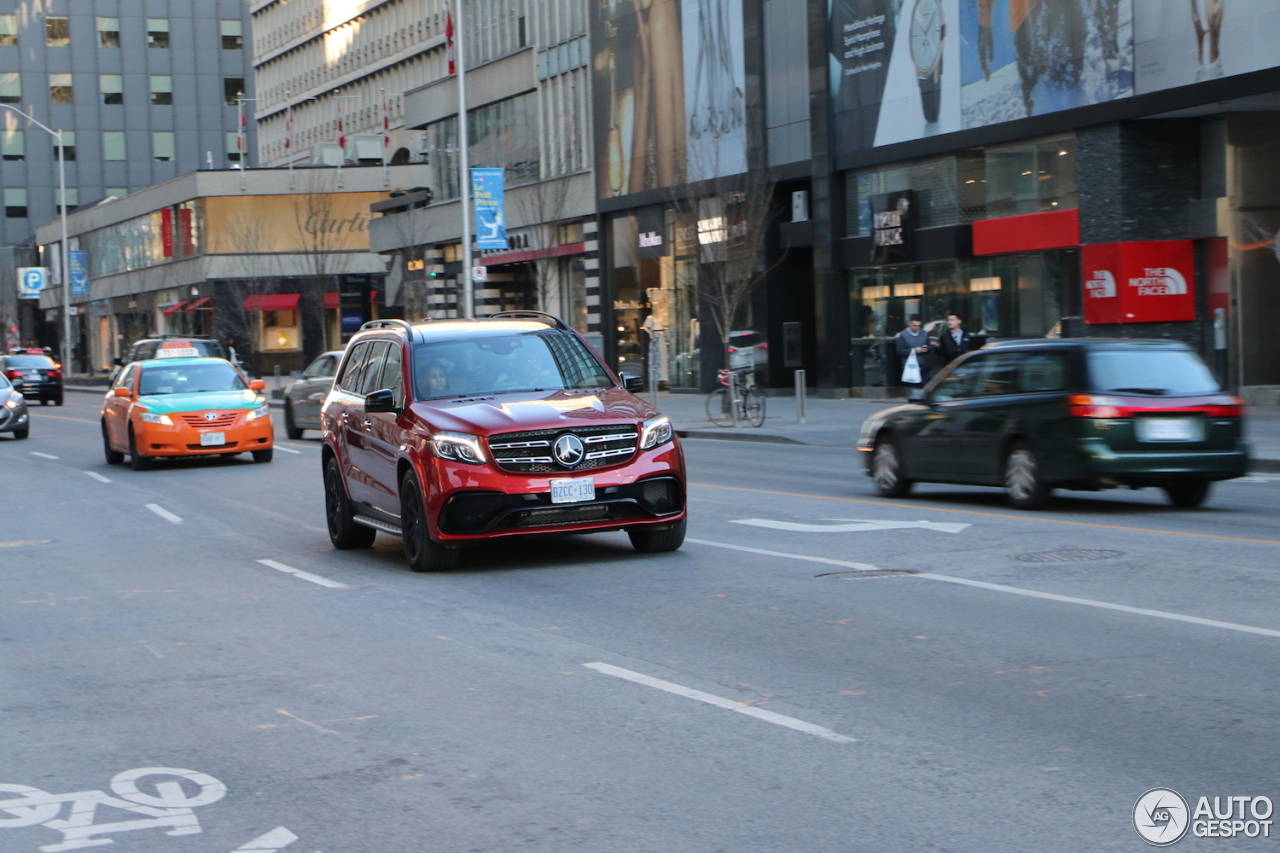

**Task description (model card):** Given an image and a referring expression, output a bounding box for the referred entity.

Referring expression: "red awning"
[162,301,187,317]
[242,293,301,312]
[324,291,381,310]
[184,296,212,313]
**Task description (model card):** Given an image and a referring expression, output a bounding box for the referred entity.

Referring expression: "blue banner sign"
[471,168,507,251]
[69,250,89,296]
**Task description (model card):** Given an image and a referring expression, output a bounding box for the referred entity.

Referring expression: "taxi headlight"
[138,412,173,425]
[639,415,674,450]
[429,431,487,465]
[246,405,271,421]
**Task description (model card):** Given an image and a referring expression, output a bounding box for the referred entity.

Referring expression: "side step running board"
[354,515,403,536]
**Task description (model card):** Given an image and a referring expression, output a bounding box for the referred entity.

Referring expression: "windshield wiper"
[1108,387,1168,395]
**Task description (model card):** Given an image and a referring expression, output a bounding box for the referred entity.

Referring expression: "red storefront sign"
[1081,240,1196,324]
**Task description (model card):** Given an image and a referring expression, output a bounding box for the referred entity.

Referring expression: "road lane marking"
[730,518,971,534]
[688,537,1280,641]
[279,442,312,450]
[274,445,302,454]
[31,413,98,424]
[28,451,58,459]
[692,482,1280,546]
[85,471,111,483]
[0,539,49,548]
[257,559,348,589]
[145,504,183,524]
[585,662,856,743]
[230,826,299,851]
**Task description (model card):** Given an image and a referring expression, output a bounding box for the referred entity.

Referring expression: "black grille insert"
[488,424,639,473]
[438,476,683,534]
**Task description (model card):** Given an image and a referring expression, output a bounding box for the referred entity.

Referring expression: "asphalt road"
[5,394,1280,851]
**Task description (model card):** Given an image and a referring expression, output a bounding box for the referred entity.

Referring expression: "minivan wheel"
[872,437,912,498]
[1005,444,1052,510]
[324,457,376,549]
[1163,480,1211,508]
[400,472,458,572]
[628,518,687,553]
[284,402,303,440]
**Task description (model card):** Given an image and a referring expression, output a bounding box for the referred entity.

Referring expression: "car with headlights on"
[0,373,29,439]
[857,339,1248,509]
[321,313,687,572]
[101,357,273,470]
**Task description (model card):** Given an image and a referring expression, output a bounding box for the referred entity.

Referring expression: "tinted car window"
[412,331,613,401]
[379,345,404,407]
[115,364,136,389]
[1020,352,1068,392]
[972,353,1020,398]
[1088,350,1220,396]
[354,342,391,396]
[336,343,370,392]
[303,354,337,378]
[931,357,985,402]
[6,355,54,368]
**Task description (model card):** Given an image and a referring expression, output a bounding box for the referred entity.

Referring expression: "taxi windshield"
[139,363,246,395]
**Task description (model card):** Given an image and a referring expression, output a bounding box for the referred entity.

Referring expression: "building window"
[220,20,242,49]
[984,136,1078,219]
[57,131,75,161]
[49,73,72,104]
[225,131,242,163]
[468,93,541,187]
[103,131,126,161]
[106,187,127,198]
[152,131,175,162]
[150,76,172,106]
[1,129,22,161]
[0,72,21,104]
[57,187,77,215]
[224,77,244,106]
[5,188,27,218]
[97,17,119,48]
[46,16,69,47]
[260,311,300,352]
[0,14,18,46]
[100,74,123,105]
[147,19,169,48]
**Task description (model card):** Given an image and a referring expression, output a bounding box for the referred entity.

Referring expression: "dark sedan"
[1,352,62,405]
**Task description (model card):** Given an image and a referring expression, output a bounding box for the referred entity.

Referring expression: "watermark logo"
[1134,788,1190,846]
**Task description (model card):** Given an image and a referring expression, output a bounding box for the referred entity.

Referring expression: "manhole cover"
[816,569,918,579]
[1015,549,1124,563]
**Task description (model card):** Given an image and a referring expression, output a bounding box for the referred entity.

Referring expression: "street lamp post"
[0,105,71,375]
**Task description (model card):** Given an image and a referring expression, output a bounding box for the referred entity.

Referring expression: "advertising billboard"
[1135,0,1280,93]
[1082,240,1196,324]
[471,168,507,251]
[591,0,746,198]
[202,194,384,254]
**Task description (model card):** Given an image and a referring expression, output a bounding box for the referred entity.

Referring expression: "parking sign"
[17,267,48,299]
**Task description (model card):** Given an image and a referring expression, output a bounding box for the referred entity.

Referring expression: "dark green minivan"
[857,340,1249,509]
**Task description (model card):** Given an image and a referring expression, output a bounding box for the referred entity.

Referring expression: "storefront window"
[984,136,1077,218]
[559,256,587,333]
[848,155,982,237]
[260,310,300,352]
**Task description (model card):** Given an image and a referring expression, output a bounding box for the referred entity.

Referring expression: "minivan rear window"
[1087,350,1220,396]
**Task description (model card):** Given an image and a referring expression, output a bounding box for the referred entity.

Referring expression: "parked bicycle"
[705,367,766,427]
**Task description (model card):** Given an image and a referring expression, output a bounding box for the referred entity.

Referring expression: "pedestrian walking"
[936,312,974,365]
[896,314,932,387]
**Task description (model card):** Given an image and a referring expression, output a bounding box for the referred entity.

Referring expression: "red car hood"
[412,387,657,435]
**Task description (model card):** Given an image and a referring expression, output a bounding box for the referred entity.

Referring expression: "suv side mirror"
[365,388,399,413]
[619,372,644,392]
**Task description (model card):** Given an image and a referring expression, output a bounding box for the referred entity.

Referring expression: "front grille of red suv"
[488,424,639,473]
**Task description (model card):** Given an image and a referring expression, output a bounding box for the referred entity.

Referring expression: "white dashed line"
[274,445,302,454]
[84,471,112,483]
[687,537,881,571]
[584,662,856,743]
[257,559,348,589]
[145,503,183,524]
[230,826,299,851]
[28,451,59,460]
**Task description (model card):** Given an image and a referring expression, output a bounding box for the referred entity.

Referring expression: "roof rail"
[358,319,418,340]
[486,310,569,330]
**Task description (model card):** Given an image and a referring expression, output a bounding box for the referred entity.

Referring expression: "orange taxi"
[101,356,274,470]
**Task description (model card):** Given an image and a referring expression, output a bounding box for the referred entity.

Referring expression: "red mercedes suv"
[320,313,687,571]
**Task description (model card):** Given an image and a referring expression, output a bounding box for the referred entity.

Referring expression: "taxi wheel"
[252,449,274,463]
[324,458,375,549]
[400,472,458,572]
[102,423,123,464]
[627,518,687,553]
[128,428,152,471]
[284,403,303,440]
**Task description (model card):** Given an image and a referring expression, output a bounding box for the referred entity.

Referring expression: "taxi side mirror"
[113,387,131,397]
[248,379,266,391]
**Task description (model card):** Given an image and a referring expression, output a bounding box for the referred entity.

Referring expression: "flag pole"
[380,87,390,188]
[452,0,474,319]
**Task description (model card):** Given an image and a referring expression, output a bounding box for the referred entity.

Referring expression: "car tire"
[128,428,152,471]
[324,457,376,549]
[102,423,123,464]
[284,402,303,440]
[252,448,274,463]
[871,436,912,498]
[1163,480,1211,508]
[13,427,28,440]
[53,396,62,406]
[627,518,687,553]
[1004,443,1052,510]
[400,472,458,572]
[40,399,48,406]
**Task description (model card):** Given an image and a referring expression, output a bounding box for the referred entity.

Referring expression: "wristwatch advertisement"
[909,0,945,124]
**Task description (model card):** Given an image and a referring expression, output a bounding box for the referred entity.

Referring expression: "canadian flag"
[237,100,246,158]
[446,7,455,75]
[381,92,390,155]
[284,103,292,152]
[335,97,345,151]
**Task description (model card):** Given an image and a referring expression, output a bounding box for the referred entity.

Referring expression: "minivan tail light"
[1068,393,1244,419]
[1067,394,1123,418]
[1204,395,1245,418]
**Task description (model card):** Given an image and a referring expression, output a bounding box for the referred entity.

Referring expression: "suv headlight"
[429,431,487,465]
[639,415,674,450]
[246,405,271,421]
[138,411,173,425]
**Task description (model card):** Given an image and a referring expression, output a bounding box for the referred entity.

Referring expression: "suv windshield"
[412,331,613,400]
[1088,349,1221,396]
[139,363,247,395]
[7,356,54,368]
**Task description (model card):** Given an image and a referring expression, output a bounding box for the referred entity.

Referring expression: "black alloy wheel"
[871,437,912,498]
[324,457,375,549]
[1004,443,1052,510]
[400,472,458,572]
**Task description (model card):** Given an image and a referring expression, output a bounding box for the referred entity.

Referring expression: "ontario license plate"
[1137,417,1200,442]
[549,477,595,504]
[200,432,226,446]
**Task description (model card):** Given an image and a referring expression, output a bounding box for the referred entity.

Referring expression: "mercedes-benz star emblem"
[553,434,585,468]
[203,412,218,422]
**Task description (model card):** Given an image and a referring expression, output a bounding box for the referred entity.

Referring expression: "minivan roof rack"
[486,310,569,331]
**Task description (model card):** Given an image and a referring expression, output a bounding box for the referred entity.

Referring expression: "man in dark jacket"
[935,312,974,364]
[895,314,932,387]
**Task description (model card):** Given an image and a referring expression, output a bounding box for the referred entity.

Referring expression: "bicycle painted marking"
[0,767,225,851]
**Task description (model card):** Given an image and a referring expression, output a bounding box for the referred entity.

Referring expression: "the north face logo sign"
[1129,267,1187,296]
